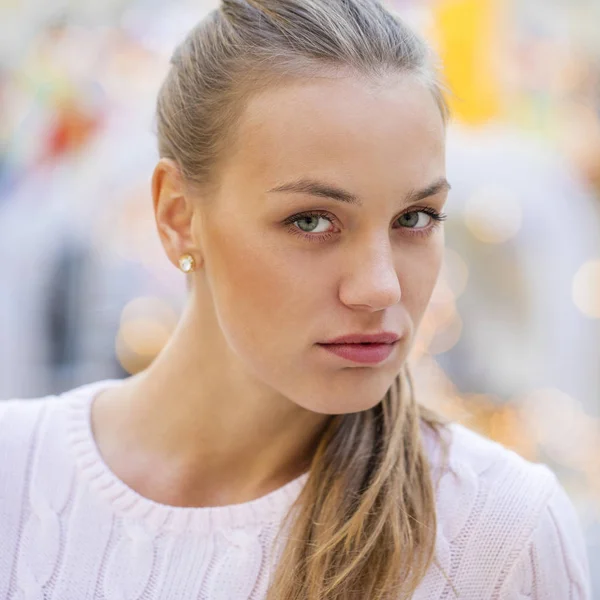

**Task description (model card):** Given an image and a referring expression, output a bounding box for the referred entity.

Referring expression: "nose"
[338,239,401,312]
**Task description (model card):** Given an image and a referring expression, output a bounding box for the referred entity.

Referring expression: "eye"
[283,211,337,240]
[395,208,447,236]
[397,211,431,229]
[293,214,334,234]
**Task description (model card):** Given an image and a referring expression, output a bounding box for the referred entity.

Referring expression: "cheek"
[203,223,328,357]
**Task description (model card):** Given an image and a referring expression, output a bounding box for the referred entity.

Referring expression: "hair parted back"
[156,1,454,598]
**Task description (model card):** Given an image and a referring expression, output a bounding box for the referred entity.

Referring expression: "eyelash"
[283,207,448,242]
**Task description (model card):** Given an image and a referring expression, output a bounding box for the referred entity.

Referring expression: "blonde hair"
[156,1,453,598]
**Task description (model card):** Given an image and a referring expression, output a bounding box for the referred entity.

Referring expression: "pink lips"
[321,332,400,345]
[318,332,400,365]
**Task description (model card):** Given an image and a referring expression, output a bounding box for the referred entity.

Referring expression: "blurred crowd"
[1,0,600,593]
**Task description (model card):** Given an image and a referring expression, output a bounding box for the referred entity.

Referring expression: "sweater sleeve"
[498,473,592,599]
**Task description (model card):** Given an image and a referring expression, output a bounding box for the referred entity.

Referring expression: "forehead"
[224,74,446,193]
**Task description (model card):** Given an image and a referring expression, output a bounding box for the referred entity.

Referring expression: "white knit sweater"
[0,380,592,599]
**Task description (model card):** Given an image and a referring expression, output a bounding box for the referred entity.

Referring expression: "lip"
[320,332,400,345]
[317,341,398,365]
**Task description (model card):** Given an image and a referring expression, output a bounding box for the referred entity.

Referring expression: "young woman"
[0,1,591,598]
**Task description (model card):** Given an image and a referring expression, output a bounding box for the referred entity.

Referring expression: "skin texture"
[91,73,448,507]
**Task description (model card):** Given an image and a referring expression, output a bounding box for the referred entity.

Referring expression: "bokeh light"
[464,186,523,244]
[572,259,600,319]
[116,296,179,374]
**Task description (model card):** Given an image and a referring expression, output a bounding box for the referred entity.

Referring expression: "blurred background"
[1,0,599,593]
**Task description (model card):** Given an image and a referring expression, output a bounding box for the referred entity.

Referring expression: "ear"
[152,158,203,270]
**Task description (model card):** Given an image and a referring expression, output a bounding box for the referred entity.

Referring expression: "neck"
[91,301,330,507]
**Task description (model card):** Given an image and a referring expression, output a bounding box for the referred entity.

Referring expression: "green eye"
[398,212,421,228]
[293,214,333,234]
[297,216,320,232]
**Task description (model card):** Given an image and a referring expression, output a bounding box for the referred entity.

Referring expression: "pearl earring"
[178,254,196,273]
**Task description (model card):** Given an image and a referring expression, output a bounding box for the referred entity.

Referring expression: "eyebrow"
[267,177,451,206]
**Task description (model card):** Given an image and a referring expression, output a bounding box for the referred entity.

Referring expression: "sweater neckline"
[64,379,310,535]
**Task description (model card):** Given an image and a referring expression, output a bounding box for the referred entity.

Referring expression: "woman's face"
[194,74,448,414]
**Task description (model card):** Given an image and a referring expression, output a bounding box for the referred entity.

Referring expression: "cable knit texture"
[0,380,592,599]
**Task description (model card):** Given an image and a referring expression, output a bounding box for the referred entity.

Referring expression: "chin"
[291,373,397,415]
[309,395,387,416]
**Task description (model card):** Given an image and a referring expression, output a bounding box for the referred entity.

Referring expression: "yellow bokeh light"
[429,0,505,125]
[464,186,522,244]
[120,296,179,329]
[487,406,537,460]
[519,388,600,469]
[115,332,149,375]
[115,296,179,373]
[572,259,600,319]
[120,318,172,357]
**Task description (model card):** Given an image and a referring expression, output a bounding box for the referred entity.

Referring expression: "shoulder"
[497,477,592,599]
[0,381,116,589]
[423,420,557,548]
[0,380,116,482]
[419,420,591,599]
[0,392,59,576]
[0,394,55,461]
[422,419,557,504]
